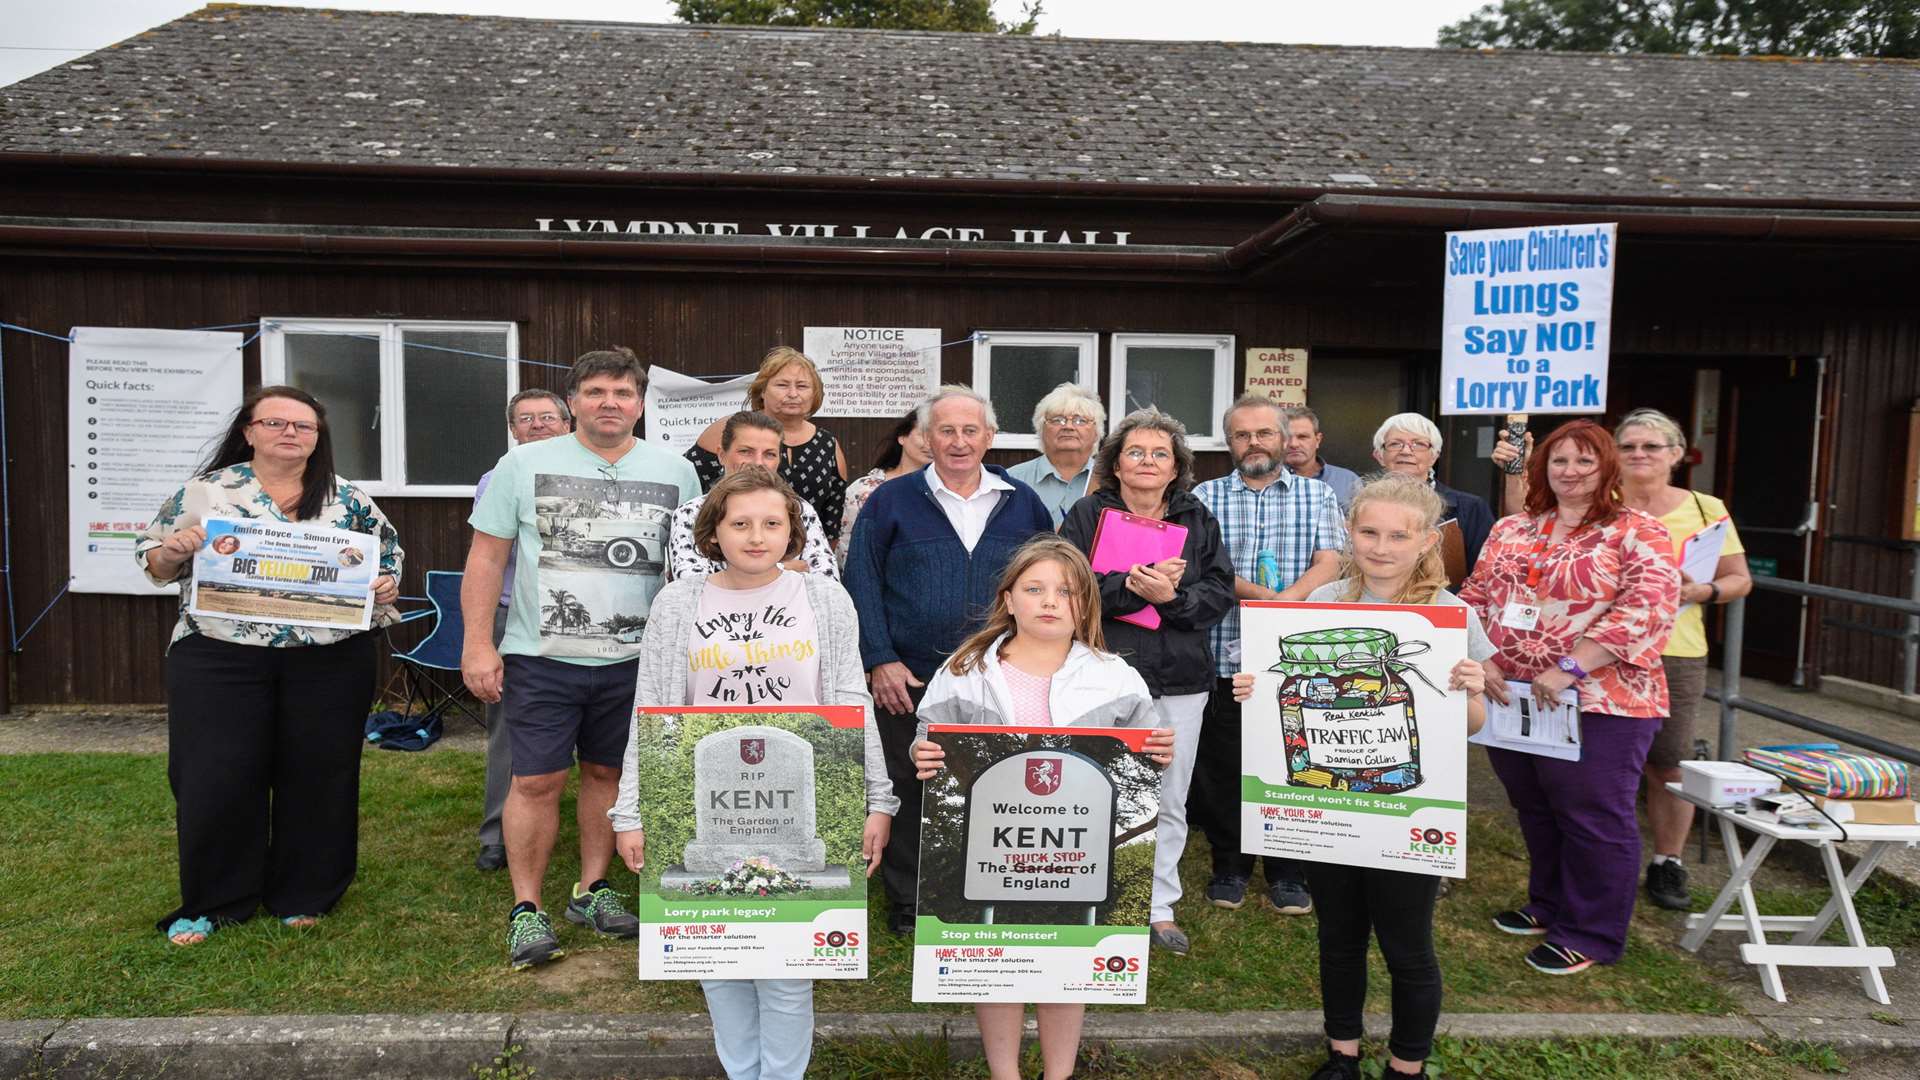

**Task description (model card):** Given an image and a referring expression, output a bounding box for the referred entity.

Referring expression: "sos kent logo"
[811,930,861,957]
[1408,826,1459,855]
[1090,954,1140,982]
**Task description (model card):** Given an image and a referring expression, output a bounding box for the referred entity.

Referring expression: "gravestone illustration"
[661,723,849,890]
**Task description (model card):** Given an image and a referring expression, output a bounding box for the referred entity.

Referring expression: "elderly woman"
[136,386,403,945]
[1615,408,1752,911]
[1460,420,1680,975]
[835,408,932,568]
[1058,408,1235,957]
[689,347,849,542]
[1372,413,1494,583]
[1006,382,1106,527]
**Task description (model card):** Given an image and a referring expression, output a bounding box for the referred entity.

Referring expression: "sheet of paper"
[1677,517,1730,611]
[1469,680,1582,761]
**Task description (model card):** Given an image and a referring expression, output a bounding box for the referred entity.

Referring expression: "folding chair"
[389,569,484,731]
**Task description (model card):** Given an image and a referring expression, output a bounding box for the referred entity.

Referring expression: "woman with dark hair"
[136,385,404,945]
[1058,408,1235,958]
[834,408,931,568]
[1459,419,1680,975]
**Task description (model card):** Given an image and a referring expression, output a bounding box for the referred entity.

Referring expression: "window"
[1109,333,1234,450]
[972,332,1099,450]
[262,319,520,496]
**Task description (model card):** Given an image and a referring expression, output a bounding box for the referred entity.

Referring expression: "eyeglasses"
[1122,448,1173,463]
[1228,429,1279,445]
[1043,415,1094,427]
[513,412,566,427]
[250,418,319,435]
[1383,439,1434,453]
[1617,442,1675,454]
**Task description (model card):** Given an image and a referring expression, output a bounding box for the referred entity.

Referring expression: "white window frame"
[971,331,1100,451]
[1108,332,1235,451]
[261,318,521,497]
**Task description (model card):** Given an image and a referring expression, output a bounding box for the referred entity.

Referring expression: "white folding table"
[1668,782,1918,1004]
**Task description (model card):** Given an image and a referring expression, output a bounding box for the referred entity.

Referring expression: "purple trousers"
[1486,712,1658,964]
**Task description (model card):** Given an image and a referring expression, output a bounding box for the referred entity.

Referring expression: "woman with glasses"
[1058,408,1235,958]
[1006,383,1106,527]
[1614,408,1751,911]
[136,386,404,945]
[687,347,850,544]
[1371,413,1494,584]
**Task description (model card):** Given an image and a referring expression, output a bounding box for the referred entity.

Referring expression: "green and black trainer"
[564,879,640,939]
[507,903,565,970]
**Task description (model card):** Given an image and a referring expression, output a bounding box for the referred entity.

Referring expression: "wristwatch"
[1707,582,1722,604]
[1556,655,1588,680]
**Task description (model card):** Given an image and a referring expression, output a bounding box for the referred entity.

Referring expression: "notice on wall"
[628,706,871,981]
[913,725,1157,1004]
[1243,348,1309,407]
[644,366,752,451]
[802,327,942,419]
[1239,601,1470,878]
[68,327,244,595]
[1440,223,1617,416]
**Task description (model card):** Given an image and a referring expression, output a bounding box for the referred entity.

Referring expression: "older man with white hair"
[845,385,1054,933]
[1372,412,1495,583]
[1006,382,1105,526]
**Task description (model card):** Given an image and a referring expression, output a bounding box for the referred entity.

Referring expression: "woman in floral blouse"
[136,386,404,946]
[1459,420,1679,976]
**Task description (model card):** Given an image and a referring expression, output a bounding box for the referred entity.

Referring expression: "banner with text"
[644,366,753,452]
[69,327,244,595]
[803,327,943,419]
[1240,601,1470,878]
[913,725,1158,1004]
[1441,223,1616,416]
[630,707,871,981]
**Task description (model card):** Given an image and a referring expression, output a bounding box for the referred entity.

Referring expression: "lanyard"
[1523,518,1560,594]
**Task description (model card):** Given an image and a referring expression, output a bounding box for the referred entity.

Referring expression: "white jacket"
[915,633,1157,742]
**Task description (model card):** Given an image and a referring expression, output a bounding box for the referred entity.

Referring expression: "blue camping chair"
[389,570,484,731]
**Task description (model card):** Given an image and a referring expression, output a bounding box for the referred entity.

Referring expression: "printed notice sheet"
[187,516,378,630]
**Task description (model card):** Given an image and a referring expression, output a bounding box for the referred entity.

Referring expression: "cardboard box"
[1811,794,1920,826]
[1681,760,1782,806]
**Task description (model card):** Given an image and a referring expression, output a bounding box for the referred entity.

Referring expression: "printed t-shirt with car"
[471,435,700,665]
[685,569,822,706]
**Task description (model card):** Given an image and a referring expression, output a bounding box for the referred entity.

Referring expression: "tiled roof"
[2,4,1915,201]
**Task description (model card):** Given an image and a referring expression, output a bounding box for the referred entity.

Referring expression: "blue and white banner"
[1440,223,1617,416]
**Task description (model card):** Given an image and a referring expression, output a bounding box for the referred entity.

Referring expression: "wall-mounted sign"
[803,327,943,419]
[1244,347,1309,407]
[535,219,1137,246]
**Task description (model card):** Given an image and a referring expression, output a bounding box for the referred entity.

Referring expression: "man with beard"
[1189,394,1346,920]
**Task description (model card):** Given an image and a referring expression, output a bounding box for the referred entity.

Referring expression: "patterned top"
[667,492,839,581]
[835,468,888,568]
[999,659,1054,725]
[1459,510,1681,719]
[1194,468,1347,677]
[686,425,848,544]
[135,464,404,649]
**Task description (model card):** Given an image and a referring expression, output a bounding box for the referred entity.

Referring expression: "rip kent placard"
[913,726,1158,1004]
[629,707,871,980]
[1240,602,1470,878]
[1440,222,1616,416]
[187,515,378,630]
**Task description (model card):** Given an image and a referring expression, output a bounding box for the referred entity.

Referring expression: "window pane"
[988,345,1083,436]
[1123,347,1217,438]
[403,329,511,486]
[284,332,382,482]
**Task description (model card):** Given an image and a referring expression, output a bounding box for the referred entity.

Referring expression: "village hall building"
[0,4,1916,707]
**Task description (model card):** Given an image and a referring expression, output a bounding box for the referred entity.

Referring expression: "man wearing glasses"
[468,389,572,873]
[1005,382,1106,527]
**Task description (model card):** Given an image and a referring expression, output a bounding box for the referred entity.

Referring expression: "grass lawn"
[1,750,1749,1019]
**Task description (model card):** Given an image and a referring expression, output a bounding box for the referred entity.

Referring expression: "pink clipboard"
[1088,507,1188,629]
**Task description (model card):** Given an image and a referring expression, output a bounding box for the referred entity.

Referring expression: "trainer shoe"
[1525,942,1594,975]
[1306,1047,1362,1080]
[1150,924,1190,956]
[1267,879,1313,916]
[1491,909,1548,936]
[507,905,565,970]
[1205,874,1249,910]
[564,879,640,939]
[1645,860,1693,911]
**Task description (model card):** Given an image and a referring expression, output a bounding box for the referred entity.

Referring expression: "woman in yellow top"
[1615,408,1752,912]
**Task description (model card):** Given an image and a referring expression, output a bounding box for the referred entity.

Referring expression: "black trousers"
[1187,677,1305,884]
[874,682,928,910]
[1306,862,1444,1063]
[158,632,378,932]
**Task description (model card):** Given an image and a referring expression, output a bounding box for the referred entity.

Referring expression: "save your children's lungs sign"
[1239,601,1470,878]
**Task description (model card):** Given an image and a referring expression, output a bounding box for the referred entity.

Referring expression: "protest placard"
[187,516,379,631]
[1239,601,1470,878]
[628,706,872,980]
[802,326,942,418]
[1440,223,1617,415]
[912,725,1157,1004]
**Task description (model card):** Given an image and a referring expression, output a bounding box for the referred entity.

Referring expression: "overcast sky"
[2,0,1492,86]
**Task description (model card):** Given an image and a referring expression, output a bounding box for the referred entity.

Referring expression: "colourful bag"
[1742,743,1909,800]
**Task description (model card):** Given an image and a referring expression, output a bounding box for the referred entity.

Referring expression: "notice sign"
[1243,348,1309,407]
[68,327,243,595]
[803,327,942,419]
[187,516,379,631]
[1440,223,1617,416]
[913,726,1157,1004]
[629,707,871,981]
[1239,602,1470,878]
[644,366,752,450]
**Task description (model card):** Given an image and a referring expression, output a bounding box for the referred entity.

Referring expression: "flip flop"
[280,915,320,928]
[165,916,213,945]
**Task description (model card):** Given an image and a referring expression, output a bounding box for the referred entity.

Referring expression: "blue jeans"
[700,978,813,1080]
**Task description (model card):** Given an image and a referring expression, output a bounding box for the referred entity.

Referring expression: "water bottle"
[1255,549,1282,594]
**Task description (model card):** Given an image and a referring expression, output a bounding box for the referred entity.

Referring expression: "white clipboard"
[1469,680,1582,761]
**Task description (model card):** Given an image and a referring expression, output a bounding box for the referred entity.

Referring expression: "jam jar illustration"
[1271,627,1423,794]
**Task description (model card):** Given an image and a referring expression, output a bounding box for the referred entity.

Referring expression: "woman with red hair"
[1459,420,1680,975]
